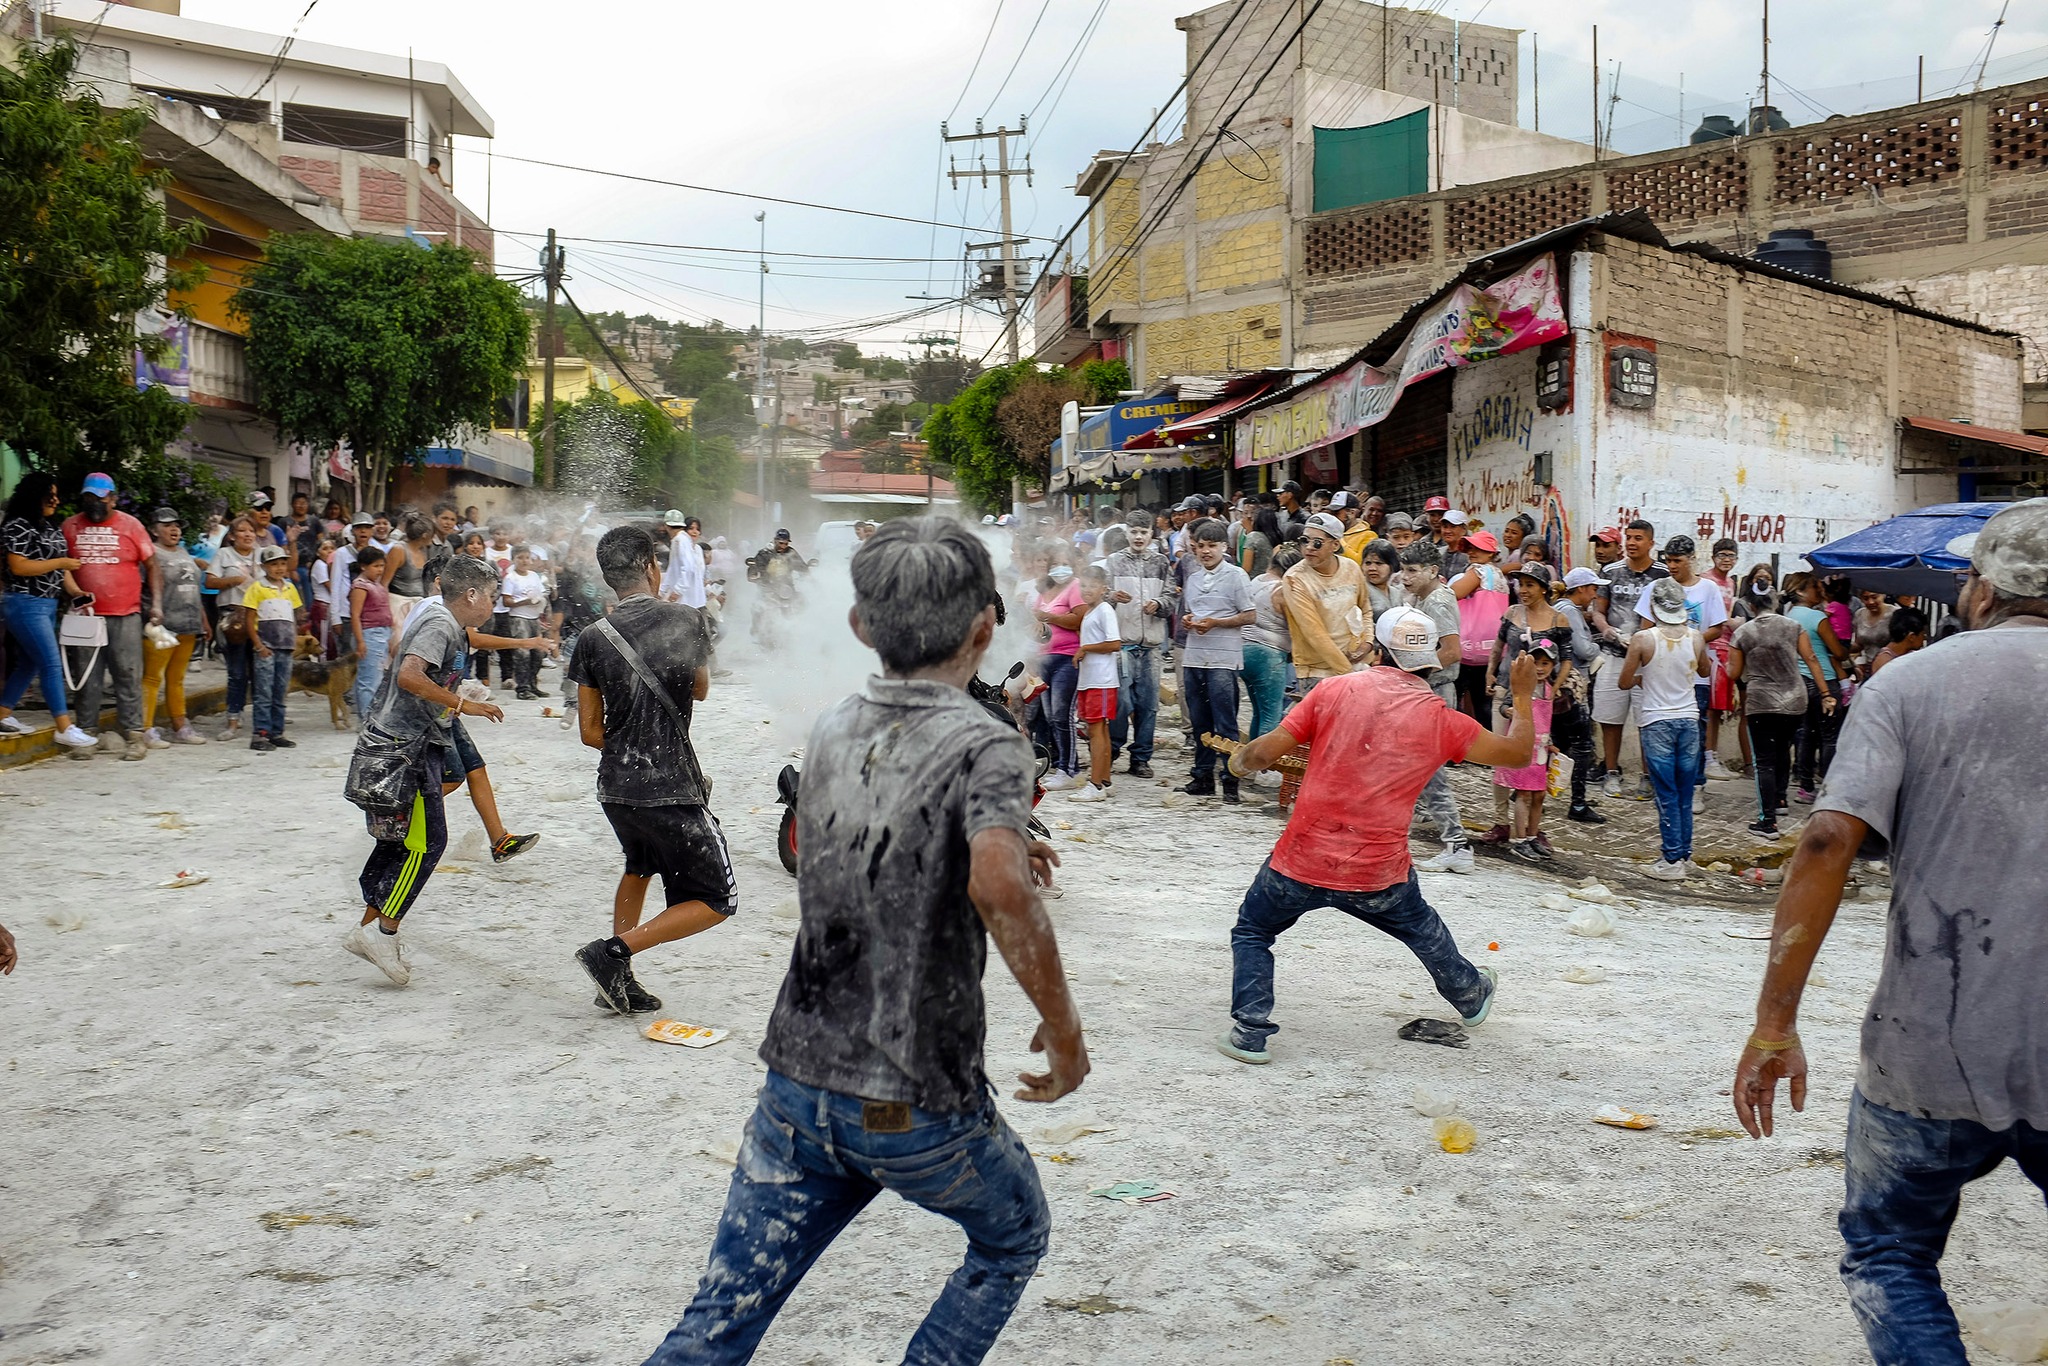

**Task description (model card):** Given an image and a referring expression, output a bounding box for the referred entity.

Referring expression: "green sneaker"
[1215,1032,1270,1066]
[1460,967,1499,1028]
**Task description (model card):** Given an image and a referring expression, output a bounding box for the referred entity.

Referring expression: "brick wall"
[419,185,455,242]
[358,166,407,224]
[459,214,493,262]
[278,154,340,201]
[1195,220,1284,293]
[1140,303,1284,377]
[1090,178,1140,308]
[1195,156,1284,222]
[1141,241,1186,302]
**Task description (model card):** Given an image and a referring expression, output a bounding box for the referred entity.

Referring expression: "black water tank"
[1752,227,1832,279]
[1690,114,1740,144]
[1747,104,1791,134]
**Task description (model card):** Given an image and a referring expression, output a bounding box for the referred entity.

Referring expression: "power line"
[947,0,1009,122]
[980,0,1056,120]
[496,230,966,263]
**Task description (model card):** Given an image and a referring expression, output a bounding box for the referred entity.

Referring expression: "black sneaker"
[250,736,275,752]
[1179,780,1217,798]
[1127,761,1153,778]
[1506,838,1546,865]
[1746,819,1781,837]
[268,735,296,749]
[530,685,551,698]
[1221,785,1241,805]
[576,939,635,1015]
[492,832,541,863]
[1567,803,1607,825]
[595,975,662,1014]
[516,689,537,701]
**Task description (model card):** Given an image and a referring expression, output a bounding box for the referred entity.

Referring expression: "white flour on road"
[3,643,2043,1365]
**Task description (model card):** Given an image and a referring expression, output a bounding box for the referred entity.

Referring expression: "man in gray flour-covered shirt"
[1732,497,2048,1366]
[643,516,1089,1366]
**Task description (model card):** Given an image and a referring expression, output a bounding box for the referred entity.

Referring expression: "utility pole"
[944,118,1032,365]
[1591,26,1600,162]
[1760,2,1771,128]
[754,211,768,543]
[540,228,564,490]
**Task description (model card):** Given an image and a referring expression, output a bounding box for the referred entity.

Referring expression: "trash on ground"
[1706,861,1732,873]
[1566,904,1615,937]
[156,812,187,830]
[158,870,209,889]
[1045,1293,1134,1315]
[1561,965,1607,984]
[1088,1180,1176,1204]
[1539,892,1573,912]
[1410,1085,1459,1118]
[1397,1018,1470,1049]
[1433,1116,1477,1153]
[1592,1104,1658,1130]
[643,1021,729,1048]
[258,1211,361,1232]
[1724,926,1773,940]
[1568,883,1617,904]
[1038,1120,1115,1144]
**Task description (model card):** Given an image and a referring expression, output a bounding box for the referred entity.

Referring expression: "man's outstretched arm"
[968,826,1088,1103]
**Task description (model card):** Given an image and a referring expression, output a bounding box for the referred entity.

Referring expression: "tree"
[691,379,755,443]
[922,362,1080,513]
[913,352,976,405]
[659,322,741,396]
[536,389,736,513]
[860,354,910,381]
[766,337,809,362]
[0,39,202,482]
[849,400,928,445]
[832,343,862,371]
[1079,358,1132,405]
[234,235,529,503]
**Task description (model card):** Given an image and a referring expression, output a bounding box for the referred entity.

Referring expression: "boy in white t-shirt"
[1069,565,1121,803]
[499,546,550,699]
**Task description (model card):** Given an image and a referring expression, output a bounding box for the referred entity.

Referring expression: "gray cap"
[1949,497,2048,598]
[1382,511,1415,531]
[1376,606,1440,672]
[663,509,687,527]
[349,512,375,528]
[256,543,290,564]
[1648,576,1689,624]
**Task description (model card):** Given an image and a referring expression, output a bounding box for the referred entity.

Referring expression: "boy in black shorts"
[569,525,728,1014]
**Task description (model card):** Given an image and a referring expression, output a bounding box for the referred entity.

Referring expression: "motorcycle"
[748,549,810,651]
[774,660,1051,876]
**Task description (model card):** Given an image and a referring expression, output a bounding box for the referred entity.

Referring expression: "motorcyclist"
[745,528,812,588]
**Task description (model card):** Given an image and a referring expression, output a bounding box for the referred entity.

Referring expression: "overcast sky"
[189,0,2044,361]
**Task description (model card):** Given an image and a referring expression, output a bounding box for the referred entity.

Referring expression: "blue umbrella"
[1804,503,2003,604]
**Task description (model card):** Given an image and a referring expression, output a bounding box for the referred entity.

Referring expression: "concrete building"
[1035,0,1588,383]
[1227,212,2026,570]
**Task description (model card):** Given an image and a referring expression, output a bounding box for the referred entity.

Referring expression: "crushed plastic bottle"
[1566,904,1616,938]
[1433,1116,1477,1153]
[1411,1085,1459,1118]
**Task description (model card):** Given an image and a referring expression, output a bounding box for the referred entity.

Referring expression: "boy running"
[644,516,1085,1366]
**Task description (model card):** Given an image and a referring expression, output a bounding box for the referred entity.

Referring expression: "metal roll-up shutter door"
[1368,371,1450,514]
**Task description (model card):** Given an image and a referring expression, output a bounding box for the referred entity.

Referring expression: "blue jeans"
[222,636,253,717]
[2,594,68,717]
[1181,664,1239,785]
[1228,862,1488,1052]
[353,624,391,717]
[1694,681,1712,790]
[1839,1088,2048,1366]
[1642,716,1701,862]
[1107,642,1160,765]
[1417,680,1467,846]
[1239,641,1288,739]
[1038,652,1078,776]
[647,1070,1050,1366]
[252,646,292,736]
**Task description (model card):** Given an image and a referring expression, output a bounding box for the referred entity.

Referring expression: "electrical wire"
[979,0,1055,121]
[947,0,1010,122]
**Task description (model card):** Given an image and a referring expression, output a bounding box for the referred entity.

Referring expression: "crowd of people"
[999,482,1937,880]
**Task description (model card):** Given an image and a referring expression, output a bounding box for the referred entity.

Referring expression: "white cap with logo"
[1375,606,1440,672]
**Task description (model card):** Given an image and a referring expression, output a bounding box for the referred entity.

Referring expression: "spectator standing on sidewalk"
[1102,510,1175,779]
[348,547,394,719]
[140,508,209,747]
[1553,566,1608,825]
[1726,589,1832,838]
[209,517,259,741]
[0,472,93,748]
[1240,544,1296,743]
[1177,518,1255,803]
[1783,571,1850,803]
[1032,558,1085,790]
[1619,578,1709,880]
[1280,513,1371,696]
[1590,520,1670,794]
[243,545,304,752]
[60,472,154,761]
[1701,538,1745,778]
[1732,497,2048,1366]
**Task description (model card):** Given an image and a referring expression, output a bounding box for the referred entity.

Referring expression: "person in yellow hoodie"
[1330,491,1375,564]
[1280,513,1373,694]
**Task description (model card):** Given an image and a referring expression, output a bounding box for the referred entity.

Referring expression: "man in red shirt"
[61,472,156,760]
[1217,607,1538,1064]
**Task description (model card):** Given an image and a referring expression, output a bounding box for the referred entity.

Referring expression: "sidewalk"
[0,653,234,768]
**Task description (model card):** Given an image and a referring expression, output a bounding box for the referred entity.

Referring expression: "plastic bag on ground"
[1566,904,1615,938]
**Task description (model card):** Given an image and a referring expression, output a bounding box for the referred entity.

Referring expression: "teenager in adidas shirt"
[1216,607,1539,1065]
[568,525,728,1016]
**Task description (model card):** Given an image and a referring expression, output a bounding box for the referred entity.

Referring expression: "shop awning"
[1123,380,1282,451]
[1898,416,2048,474]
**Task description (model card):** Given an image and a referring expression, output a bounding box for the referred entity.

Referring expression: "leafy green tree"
[0,39,203,482]
[535,390,735,513]
[849,400,929,444]
[766,337,809,361]
[691,379,756,443]
[1079,358,1132,404]
[665,347,735,396]
[860,354,910,381]
[119,446,246,534]
[234,235,529,502]
[832,343,862,371]
[923,361,1082,513]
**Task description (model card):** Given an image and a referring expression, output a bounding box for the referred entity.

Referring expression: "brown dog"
[292,634,360,729]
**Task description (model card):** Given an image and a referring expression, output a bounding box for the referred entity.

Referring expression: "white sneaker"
[1067,781,1109,803]
[1704,756,1737,781]
[1647,860,1689,881]
[345,922,411,985]
[1600,774,1623,798]
[143,727,172,750]
[1693,790,1706,815]
[1418,844,1475,875]
[1041,771,1081,792]
[171,724,207,745]
[53,723,97,748]
[0,715,29,735]
[218,716,242,741]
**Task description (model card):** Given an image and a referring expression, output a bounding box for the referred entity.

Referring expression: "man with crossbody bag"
[568,525,729,1016]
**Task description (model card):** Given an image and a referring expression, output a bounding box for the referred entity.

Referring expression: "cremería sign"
[1234,254,1567,468]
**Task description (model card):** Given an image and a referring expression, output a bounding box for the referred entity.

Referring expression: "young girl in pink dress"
[1495,638,1559,864]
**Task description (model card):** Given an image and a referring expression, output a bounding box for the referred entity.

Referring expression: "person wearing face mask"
[60,473,156,760]
[1102,509,1176,779]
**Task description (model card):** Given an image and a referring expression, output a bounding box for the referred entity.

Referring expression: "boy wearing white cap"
[1214,607,1540,1065]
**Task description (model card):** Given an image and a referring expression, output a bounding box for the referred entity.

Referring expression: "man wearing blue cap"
[60,473,155,761]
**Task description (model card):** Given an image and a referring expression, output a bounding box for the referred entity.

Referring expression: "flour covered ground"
[3,623,2045,1366]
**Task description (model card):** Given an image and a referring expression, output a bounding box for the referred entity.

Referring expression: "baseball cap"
[774,527,791,540]
[1177,495,1206,512]
[151,506,180,524]
[1441,507,1469,526]
[1562,566,1605,590]
[1948,497,2048,597]
[256,544,289,563]
[248,491,273,508]
[1423,495,1450,512]
[1528,636,1561,660]
[82,472,115,496]
[349,512,375,528]
[1590,526,1622,544]
[663,509,687,527]
[1303,512,1346,542]
[1383,512,1415,532]
[1463,530,1499,554]
[1509,562,1556,589]
[1327,490,1358,511]
[1662,535,1697,558]
[1648,577,1689,624]
[1375,606,1440,671]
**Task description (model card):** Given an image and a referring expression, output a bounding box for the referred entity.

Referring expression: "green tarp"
[1312,109,1429,213]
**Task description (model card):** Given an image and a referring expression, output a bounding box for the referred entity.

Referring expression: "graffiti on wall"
[1449,390,1542,519]
[1614,505,1827,549]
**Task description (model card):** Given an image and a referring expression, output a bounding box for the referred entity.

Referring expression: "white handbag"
[60,606,107,692]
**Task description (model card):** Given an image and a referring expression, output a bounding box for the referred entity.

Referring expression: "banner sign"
[1234,253,1566,468]
[133,313,191,402]
[1052,394,1203,468]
